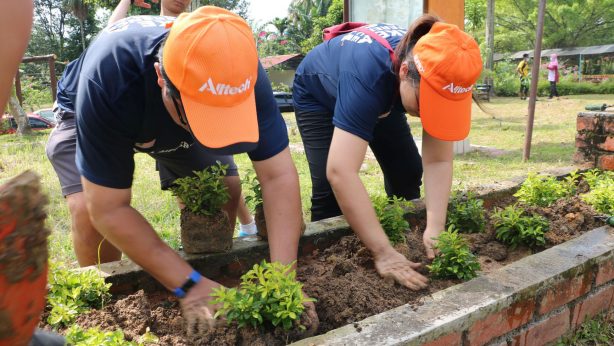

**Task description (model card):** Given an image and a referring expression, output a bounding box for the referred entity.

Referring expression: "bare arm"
[252,147,302,266]
[108,0,158,26]
[81,177,194,289]
[0,0,32,109]
[421,129,454,259]
[327,128,427,290]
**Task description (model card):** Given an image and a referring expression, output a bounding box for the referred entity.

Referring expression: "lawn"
[0,94,610,266]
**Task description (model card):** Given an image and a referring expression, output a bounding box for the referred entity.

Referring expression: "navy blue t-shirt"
[56,16,288,189]
[293,23,406,142]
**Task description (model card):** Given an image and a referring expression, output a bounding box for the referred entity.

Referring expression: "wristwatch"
[173,270,202,298]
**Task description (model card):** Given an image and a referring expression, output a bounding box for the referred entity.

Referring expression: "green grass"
[1,95,610,265]
[557,310,614,345]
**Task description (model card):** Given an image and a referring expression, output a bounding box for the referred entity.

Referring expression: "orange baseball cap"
[413,22,483,141]
[162,6,259,152]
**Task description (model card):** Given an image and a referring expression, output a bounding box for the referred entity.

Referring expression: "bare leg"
[237,193,254,225]
[66,192,122,266]
[221,176,241,230]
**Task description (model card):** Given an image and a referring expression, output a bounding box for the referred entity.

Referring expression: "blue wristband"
[173,270,202,298]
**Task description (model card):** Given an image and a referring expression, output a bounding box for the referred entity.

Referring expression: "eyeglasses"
[171,96,189,128]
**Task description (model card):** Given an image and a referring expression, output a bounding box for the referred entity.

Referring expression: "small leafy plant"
[243,170,263,209]
[211,261,314,330]
[47,262,111,328]
[372,195,413,245]
[491,204,549,249]
[514,173,575,207]
[427,226,481,281]
[581,169,614,215]
[65,325,136,346]
[170,162,229,216]
[446,190,486,233]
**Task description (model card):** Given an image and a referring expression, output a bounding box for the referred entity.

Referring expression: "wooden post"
[343,0,349,22]
[15,70,23,107]
[48,55,57,103]
[523,0,547,162]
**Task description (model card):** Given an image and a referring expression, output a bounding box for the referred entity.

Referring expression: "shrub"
[581,169,614,215]
[47,262,111,328]
[491,204,549,249]
[446,190,486,233]
[170,162,229,217]
[514,173,576,207]
[211,261,315,330]
[427,226,481,281]
[372,195,413,245]
[64,325,136,346]
[242,170,263,210]
[270,81,291,93]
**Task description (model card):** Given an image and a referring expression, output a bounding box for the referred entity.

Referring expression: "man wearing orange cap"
[293,15,482,289]
[46,6,311,335]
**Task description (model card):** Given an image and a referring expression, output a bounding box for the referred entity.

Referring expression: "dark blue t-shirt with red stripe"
[56,15,288,189]
[293,23,406,142]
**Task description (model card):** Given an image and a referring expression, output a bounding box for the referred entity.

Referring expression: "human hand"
[301,290,319,337]
[131,0,159,9]
[179,278,223,339]
[373,247,428,290]
[423,228,442,260]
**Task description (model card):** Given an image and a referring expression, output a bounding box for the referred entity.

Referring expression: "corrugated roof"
[260,54,304,69]
[495,44,614,61]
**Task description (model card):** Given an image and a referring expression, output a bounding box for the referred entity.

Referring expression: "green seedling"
[581,169,614,215]
[47,262,111,328]
[372,195,413,245]
[427,226,481,281]
[514,173,576,207]
[211,261,315,331]
[170,162,229,217]
[243,170,263,209]
[491,204,549,249]
[446,190,486,233]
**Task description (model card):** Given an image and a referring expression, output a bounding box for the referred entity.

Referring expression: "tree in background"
[286,0,333,52]
[300,0,342,53]
[495,0,614,52]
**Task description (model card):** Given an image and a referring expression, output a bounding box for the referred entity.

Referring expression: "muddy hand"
[179,279,222,339]
[423,228,442,260]
[374,248,428,290]
[301,290,319,337]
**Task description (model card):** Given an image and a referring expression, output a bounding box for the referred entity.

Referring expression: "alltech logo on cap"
[413,22,483,141]
[163,6,259,152]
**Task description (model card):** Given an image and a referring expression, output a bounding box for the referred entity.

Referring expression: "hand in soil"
[302,291,319,337]
[179,278,223,339]
[423,228,442,260]
[373,248,428,290]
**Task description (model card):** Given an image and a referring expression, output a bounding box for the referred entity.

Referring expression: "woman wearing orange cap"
[293,15,482,289]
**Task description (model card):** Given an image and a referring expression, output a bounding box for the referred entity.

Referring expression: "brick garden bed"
[47,167,613,345]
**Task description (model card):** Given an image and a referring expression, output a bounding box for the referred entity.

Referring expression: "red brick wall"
[423,256,614,345]
[575,112,614,170]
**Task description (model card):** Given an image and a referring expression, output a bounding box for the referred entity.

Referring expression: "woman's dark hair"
[156,37,181,99]
[393,14,441,80]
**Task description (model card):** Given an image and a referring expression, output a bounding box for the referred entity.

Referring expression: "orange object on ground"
[0,171,50,346]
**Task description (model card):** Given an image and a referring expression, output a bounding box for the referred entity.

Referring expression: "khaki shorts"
[45,107,237,197]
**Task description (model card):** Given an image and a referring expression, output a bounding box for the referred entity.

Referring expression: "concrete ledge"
[290,226,614,346]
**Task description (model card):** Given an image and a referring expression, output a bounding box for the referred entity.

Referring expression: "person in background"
[516,53,530,100]
[108,0,259,237]
[547,53,559,100]
[293,15,482,290]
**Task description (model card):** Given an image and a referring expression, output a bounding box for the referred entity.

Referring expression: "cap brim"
[182,92,259,153]
[419,79,472,141]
